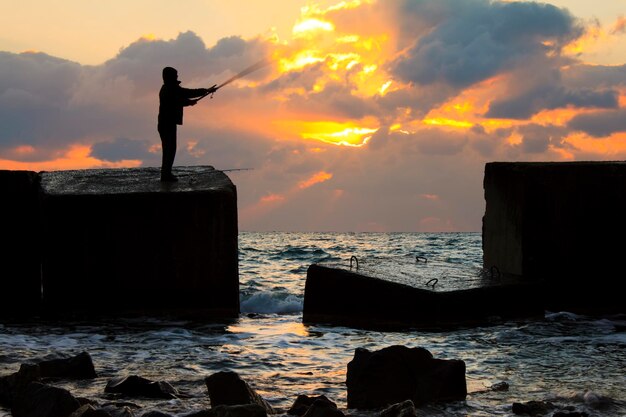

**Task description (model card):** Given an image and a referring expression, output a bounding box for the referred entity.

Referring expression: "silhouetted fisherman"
[158,67,216,182]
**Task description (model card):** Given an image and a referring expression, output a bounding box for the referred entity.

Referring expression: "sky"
[1,0,625,232]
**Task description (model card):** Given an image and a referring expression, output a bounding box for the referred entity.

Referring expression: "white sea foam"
[240,292,303,314]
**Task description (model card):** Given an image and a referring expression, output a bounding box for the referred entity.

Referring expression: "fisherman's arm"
[181,86,216,99]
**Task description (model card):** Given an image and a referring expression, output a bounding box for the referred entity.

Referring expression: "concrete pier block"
[0,170,42,314]
[303,259,542,329]
[483,161,626,313]
[38,166,239,316]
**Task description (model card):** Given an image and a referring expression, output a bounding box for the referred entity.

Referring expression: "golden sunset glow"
[293,18,334,37]
[274,120,377,147]
[422,118,474,129]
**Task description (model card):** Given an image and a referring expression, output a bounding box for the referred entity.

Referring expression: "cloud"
[0,31,271,160]
[610,16,626,35]
[298,171,333,189]
[568,109,626,137]
[563,64,626,89]
[91,138,152,162]
[390,0,582,89]
[486,84,618,119]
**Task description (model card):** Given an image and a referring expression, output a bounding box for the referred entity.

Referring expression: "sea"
[1,232,625,416]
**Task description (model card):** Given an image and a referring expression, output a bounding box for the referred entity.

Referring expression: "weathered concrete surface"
[38,166,239,316]
[483,161,625,313]
[0,170,42,315]
[303,262,542,329]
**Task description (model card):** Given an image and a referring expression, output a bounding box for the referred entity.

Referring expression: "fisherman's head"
[162,67,180,84]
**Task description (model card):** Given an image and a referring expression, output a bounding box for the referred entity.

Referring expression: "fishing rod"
[198,59,269,101]
[220,168,254,173]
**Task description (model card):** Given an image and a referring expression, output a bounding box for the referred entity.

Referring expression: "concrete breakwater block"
[37,166,239,315]
[483,162,626,313]
[303,257,542,329]
[0,170,42,314]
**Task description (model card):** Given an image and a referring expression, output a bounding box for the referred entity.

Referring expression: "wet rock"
[0,363,41,406]
[512,400,556,415]
[140,412,174,417]
[70,404,97,417]
[346,345,466,409]
[12,381,80,417]
[71,405,137,417]
[552,412,589,417]
[288,395,329,416]
[489,381,509,392]
[379,400,417,417]
[288,395,342,417]
[204,371,274,414]
[105,376,178,399]
[99,405,136,417]
[301,398,344,417]
[185,404,268,417]
[38,352,97,379]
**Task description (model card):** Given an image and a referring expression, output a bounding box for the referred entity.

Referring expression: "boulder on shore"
[288,395,343,417]
[104,375,178,399]
[38,351,97,379]
[184,404,268,417]
[204,371,274,414]
[346,345,466,409]
[11,381,80,417]
[0,364,41,407]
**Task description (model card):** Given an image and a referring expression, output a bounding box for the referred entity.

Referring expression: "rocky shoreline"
[0,349,597,417]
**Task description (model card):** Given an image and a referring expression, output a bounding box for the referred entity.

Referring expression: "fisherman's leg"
[159,124,178,181]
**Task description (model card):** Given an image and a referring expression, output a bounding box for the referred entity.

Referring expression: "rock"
[204,371,274,414]
[302,399,344,417]
[104,376,178,399]
[99,405,136,417]
[346,345,466,409]
[489,381,509,392]
[140,412,174,417]
[11,381,80,417]
[184,404,268,417]
[38,352,97,379]
[71,404,138,417]
[0,363,42,406]
[70,405,98,417]
[379,400,417,417]
[552,412,589,417]
[288,395,335,416]
[287,395,342,417]
[511,400,556,415]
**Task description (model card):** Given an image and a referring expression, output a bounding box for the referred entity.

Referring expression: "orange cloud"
[610,16,626,35]
[260,193,286,204]
[298,171,333,189]
[0,144,142,171]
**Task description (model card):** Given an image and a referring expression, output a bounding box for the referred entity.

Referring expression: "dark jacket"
[158,81,206,126]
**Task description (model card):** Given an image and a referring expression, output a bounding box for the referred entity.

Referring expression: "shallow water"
[1,232,625,416]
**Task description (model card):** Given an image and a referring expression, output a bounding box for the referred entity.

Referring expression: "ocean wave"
[240,291,303,314]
